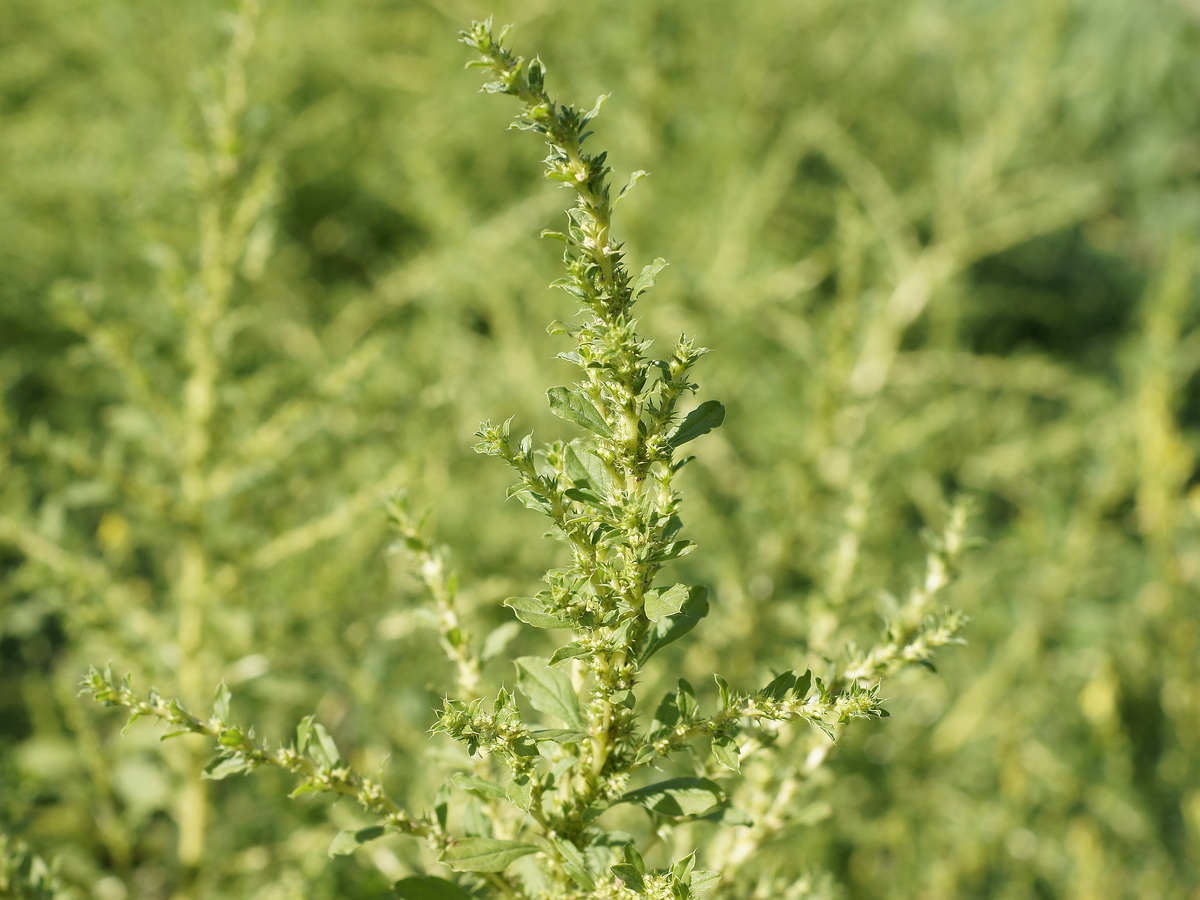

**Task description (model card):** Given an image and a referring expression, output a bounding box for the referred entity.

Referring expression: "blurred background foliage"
[1,0,1198,897]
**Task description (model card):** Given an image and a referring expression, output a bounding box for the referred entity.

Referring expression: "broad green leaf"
[703,804,753,826]
[712,734,740,772]
[328,825,386,857]
[610,863,645,891]
[564,486,605,506]
[632,257,668,298]
[548,643,590,666]
[794,669,813,698]
[638,586,709,664]
[644,583,690,622]
[564,443,614,494]
[690,870,722,897]
[655,539,695,562]
[547,386,611,436]
[504,595,571,629]
[619,777,725,818]
[508,485,552,515]
[652,690,681,732]
[481,622,521,662]
[668,400,725,448]
[622,842,646,874]
[529,727,588,743]
[202,753,253,781]
[515,657,585,729]
[506,775,534,811]
[295,715,315,755]
[449,772,507,800]
[761,670,797,701]
[393,876,473,900]
[441,838,539,873]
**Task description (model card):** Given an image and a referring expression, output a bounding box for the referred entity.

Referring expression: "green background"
[2,0,1198,896]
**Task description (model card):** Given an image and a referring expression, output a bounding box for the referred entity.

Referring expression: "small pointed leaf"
[632,258,668,298]
[761,670,797,702]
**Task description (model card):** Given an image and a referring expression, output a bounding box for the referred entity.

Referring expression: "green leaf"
[690,870,722,898]
[515,657,585,729]
[644,583,690,622]
[794,669,813,699]
[481,622,521,662]
[328,825,386,857]
[504,595,571,629]
[761,670,797,701]
[441,838,539,873]
[712,734,740,772]
[671,852,698,880]
[433,782,451,830]
[632,257,668,298]
[615,170,649,205]
[549,836,595,890]
[622,842,646,874]
[547,386,611,436]
[548,643,590,666]
[668,400,725,448]
[564,443,614,494]
[675,679,697,720]
[202,753,254,781]
[714,674,732,710]
[309,722,341,767]
[619,777,725,818]
[529,727,588,744]
[295,715,315,755]
[212,682,231,721]
[639,586,709,664]
[702,804,753,826]
[393,876,474,900]
[449,772,507,800]
[610,863,645,891]
[506,775,534,811]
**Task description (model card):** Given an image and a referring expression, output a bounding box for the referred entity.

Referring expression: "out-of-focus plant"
[0,832,62,900]
[0,2,429,895]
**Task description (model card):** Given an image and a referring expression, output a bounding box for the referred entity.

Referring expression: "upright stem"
[169,1,259,881]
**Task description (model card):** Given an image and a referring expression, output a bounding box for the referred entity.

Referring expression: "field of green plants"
[2,0,1199,897]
